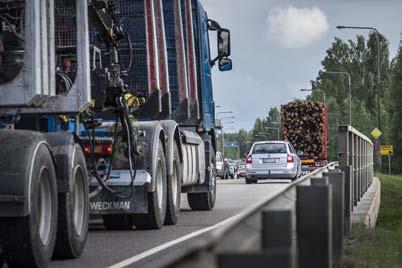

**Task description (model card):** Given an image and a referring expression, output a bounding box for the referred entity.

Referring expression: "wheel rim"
[171,161,179,207]
[38,167,53,245]
[73,166,86,236]
[156,160,163,210]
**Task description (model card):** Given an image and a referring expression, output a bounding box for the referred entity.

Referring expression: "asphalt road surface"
[50,179,289,268]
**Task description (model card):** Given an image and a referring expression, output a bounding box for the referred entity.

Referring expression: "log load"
[281,101,328,160]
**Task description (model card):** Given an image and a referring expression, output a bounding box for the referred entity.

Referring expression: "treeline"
[221,32,402,173]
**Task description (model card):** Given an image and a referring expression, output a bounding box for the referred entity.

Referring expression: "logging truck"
[281,101,328,171]
[0,1,231,267]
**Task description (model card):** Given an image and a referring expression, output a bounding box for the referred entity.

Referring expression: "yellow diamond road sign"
[370,128,382,139]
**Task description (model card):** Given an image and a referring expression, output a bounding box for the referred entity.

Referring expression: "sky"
[200,0,402,132]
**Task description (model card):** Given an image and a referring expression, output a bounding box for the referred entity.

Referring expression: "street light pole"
[337,25,381,130]
[264,127,280,140]
[221,121,235,157]
[300,88,326,102]
[217,111,233,116]
[337,25,382,170]
[323,71,352,125]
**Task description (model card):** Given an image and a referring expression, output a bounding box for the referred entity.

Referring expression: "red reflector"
[246,155,252,164]
[83,145,90,154]
[287,155,294,163]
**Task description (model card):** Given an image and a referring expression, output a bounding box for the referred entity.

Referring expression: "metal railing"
[338,125,374,234]
[165,125,375,268]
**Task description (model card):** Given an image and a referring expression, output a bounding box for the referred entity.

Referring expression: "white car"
[216,152,224,178]
[245,141,302,184]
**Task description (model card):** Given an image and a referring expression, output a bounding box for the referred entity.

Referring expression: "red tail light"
[83,144,90,154]
[246,155,252,164]
[83,144,113,156]
[287,155,294,163]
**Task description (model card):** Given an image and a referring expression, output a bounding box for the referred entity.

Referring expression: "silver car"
[216,152,224,178]
[245,141,302,184]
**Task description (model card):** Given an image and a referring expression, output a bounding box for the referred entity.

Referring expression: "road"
[50,179,288,268]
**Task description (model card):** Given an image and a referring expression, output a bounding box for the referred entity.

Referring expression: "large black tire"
[164,143,182,225]
[245,177,253,184]
[134,143,167,230]
[0,145,58,268]
[53,143,89,259]
[187,148,217,211]
[103,215,134,230]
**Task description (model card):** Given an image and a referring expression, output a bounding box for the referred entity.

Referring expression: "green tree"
[389,48,402,172]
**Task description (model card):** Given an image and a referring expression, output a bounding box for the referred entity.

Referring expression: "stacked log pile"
[281,101,326,159]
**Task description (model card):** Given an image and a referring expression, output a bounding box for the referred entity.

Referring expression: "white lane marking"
[108,214,241,268]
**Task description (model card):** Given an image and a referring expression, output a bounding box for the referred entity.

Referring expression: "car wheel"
[245,178,252,184]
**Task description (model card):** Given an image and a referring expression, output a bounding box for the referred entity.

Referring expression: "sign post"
[380,145,393,175]
[371,128,383,171]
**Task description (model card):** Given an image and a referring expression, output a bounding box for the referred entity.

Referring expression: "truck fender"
[0,130,53,217]
[134,121,166,192]
[44,132,77,193]
[160,120,183,178]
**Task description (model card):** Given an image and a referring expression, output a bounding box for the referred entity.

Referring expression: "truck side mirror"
[219,58,232,72]
[218,29,231,58]
[297,150,304,157]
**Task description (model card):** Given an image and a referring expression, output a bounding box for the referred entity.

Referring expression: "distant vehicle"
[228,162,236,179]
[237,164,246,178]
[245,141,302,184]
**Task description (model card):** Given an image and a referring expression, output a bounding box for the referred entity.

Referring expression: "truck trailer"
[281,101,328,171]
[0,0,232,267]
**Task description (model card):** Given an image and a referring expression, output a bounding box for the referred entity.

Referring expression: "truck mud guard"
[0,130,51,217]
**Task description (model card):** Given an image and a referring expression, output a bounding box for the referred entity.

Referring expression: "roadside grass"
[343,174,402,268]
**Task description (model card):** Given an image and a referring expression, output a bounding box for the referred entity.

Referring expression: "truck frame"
[0,0,231,267]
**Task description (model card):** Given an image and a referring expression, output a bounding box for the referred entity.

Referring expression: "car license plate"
[263,158,278,163]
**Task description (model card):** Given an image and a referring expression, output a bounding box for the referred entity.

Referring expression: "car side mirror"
[297,150,304,157]
[218,29,231,58]
[219,58,232,72]
[244,151,250,158]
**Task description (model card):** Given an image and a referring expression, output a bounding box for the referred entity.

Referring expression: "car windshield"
[252,143,287,154]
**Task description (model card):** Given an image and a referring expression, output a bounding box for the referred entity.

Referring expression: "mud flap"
[89,170,151,215]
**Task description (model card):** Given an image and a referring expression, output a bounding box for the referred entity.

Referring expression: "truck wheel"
[134,144,167,229]
[53,144,89,259]
[245,178,252,184]
[164,143,182,225]
[0,145,58,268]
[103,215,134,230]
[187,148,216,211]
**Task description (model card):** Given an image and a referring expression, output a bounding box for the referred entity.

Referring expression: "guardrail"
[166,125,374,268]
[338,125,374,235]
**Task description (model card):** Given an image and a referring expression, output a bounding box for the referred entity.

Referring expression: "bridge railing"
[338,125,374,234]
[167,125,374,268]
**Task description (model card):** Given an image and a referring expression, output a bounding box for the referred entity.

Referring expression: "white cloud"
[266,5,329,48]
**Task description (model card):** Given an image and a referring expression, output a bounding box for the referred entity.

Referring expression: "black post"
[297,184,332,268]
